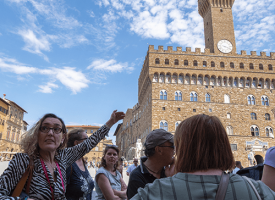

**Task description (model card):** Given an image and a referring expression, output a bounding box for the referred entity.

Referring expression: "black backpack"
[236,164,264,180]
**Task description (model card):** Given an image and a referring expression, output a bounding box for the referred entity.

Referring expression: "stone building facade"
[115,0,275,167]
[66,125,113,165]
[0,95,27,160]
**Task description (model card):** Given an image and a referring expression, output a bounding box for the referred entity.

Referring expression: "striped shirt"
[0,125,110,200]
[131,172,275,200]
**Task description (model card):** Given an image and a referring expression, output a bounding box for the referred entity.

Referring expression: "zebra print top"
[0,125,110,200]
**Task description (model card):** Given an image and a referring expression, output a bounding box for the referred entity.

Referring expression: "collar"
[140,156,166,178]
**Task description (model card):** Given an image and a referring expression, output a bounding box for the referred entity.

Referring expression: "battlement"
[148,45,275,59]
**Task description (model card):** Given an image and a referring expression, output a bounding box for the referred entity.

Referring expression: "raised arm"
[65,110,125,167]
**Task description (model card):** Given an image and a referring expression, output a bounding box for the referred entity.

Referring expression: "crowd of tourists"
[0,111,274,200]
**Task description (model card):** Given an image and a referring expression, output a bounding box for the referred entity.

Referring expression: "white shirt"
[232,167,240,174]
[127,163,138,174]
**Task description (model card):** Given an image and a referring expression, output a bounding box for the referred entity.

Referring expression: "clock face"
[217,40,233,53]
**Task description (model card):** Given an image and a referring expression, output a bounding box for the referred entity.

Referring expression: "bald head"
[134,158,138,166]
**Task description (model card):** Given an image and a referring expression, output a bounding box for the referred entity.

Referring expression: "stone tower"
[198,0,236,54]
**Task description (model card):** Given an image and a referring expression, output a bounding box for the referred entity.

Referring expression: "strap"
[215,173,230,200]
[242,176,261,200]
[12,157,34,197]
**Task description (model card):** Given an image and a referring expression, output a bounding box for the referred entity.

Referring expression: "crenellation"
[271,52,275,59]
[260,52,267,57]
[251,51,257,56]
[195,48,201,53]
[158,45,164,52]
[177,47,182,52]
[167,46,173,52]
[241,50,247,56]
[204,48,211,54]
[186,47,191,52]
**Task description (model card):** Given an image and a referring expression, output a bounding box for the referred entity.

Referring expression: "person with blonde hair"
[0,110,124,200]
[131,114,275,199]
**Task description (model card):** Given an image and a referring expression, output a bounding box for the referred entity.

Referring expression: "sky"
[0,0,275,144]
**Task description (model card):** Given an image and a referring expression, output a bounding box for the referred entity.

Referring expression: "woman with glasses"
[0,110,124,200]
[95,145,127,200]
[65,128,94,200]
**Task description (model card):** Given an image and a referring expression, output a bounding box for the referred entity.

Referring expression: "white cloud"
[38,82,59,93]
[87,59,133,73]
[17,29,54,61]
[0,57,37,74]
[0,56,90,94]
[87,10,95,17]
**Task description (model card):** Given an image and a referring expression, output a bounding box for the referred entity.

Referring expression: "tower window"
[205,93,211,102]
[269,64,273,71]
[240,63,244,69]
[226,126,233,135]
[162,107,165,110]
[160,90,167,100]
[165,59,169,65]
[155,58,160,64]
[247,95,256,105]
[265,113,270,121]
[193,60,198,66]
[184,60,188,66]
[203,61,207,67]
[261,96,269,106]
[174,59,179,65]
[250,63,254,69]
[220,62,225,68]
[259,64,263,70]
[160,121,168,131]
[230,62,234,68]
[251,113,257,120]
[177,108,181,111]
[251,126,259,136]
[193,109,196,112]
[190,92,198,102]
[211,61,215,67]
[227,113,231,119]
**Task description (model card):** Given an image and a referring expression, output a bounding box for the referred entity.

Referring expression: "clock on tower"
[198,0,236,54]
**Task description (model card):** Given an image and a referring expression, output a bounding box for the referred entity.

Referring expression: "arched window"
[261,96,269,106]
[191,75,196,84]
[204,77,209,85]
[172,74,177,83]
[220,62,225,68]
[165,73,171,83]
[210,77,215,86]
[251,126,259,136]
[250,63,254,69]
[239,78,244,87]
[174,59,179,65]
[184,60,188,66]
[217,77,222,86]
[246,79,251,88]
[211,61,215,67]
[227,113,231,119]
[193,60,198,66]
[153,73,158,82]
[247,95,255,105]
[226,126,233,135]
[175,91,182,101]
[230,62,234,68]
[259,64,263,70]
[265,113,270,120]
[165,59,169,65]
[203,61,207,67]
[198,76,203,85]
[178,74,183,84]
[159,73,165,83]
[205,93,211,102]
[160,121,168,131]
[266,127,273,137]
[160,90,167,100]
[155,58,160,64]
[185,75,190,84]
[251,113,257,120]
[228,77,233,87]
[269,64,273,71]
[265,80,270,89]
[252,78,257,88]
[240,63,244,69]
[190,92,198,102]
[234,78,238,87]
[224,94,230,103]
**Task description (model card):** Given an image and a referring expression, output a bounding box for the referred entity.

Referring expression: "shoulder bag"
[215,173,230,200]
[11,156,34,198]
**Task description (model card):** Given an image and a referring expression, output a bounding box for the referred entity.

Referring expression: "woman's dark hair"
[174,114,235,173]
[100,146,120,172]
[67,128,85,148]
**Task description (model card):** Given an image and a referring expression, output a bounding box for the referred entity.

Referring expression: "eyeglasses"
[40,126,62,134]
[159,145,175,149]
[134,161,138,162]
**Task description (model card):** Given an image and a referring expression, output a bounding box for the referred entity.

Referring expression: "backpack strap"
[12,156,34,197]
[242,176,261,200]
[215,173,230,200]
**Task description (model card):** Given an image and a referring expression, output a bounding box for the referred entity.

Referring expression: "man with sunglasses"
[127,129,175,199]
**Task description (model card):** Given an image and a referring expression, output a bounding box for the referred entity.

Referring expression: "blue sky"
[0,0,274,144]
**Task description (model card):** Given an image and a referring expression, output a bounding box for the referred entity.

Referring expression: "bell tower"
[198,0,236,54]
